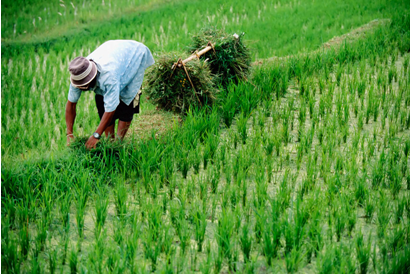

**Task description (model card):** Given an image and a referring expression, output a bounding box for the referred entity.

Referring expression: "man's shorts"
[95,94,140,126]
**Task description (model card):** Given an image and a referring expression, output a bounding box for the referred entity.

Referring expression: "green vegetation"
[1,0,410,273]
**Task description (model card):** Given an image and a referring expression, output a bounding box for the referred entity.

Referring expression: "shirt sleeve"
[68,84,82,103]
[103,82,121,112]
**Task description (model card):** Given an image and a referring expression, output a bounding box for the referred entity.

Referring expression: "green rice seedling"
[317,244,335,274]
[387,245,410,274]
[125,222,140,271]
[113,217,125,246]
[19,222,30,260]
[307,208,323,260]
[354,174,368,206]
[30,251,42,273]
[93,185,109,239]
[388,65,397,84]
[35,209,48,253]
[239,223,252,263]
[370,243,379,273]
[297,122,304,144]
[262,97,273,118]
[189,148,201,176]
[142,230,162,272]
[317,125,325,145]
[69,245,78,274]
[232,130,239,150]
[377,192,392,240]
[282,216,296,256]
[213,249,223,274]
[318,95,326,118]
[148,176,161,199]
[403,54,410,73]
[253,205,264,244]
[337,242,357,274]
[207,131,220,165]
[2,223,20,273]
[75,176,90,250]
[162,252,175,274]
[266,155,274,184]
[347,206,357,237]
[388,223,406,255]
[145,200,164,244]
[199,242,212,273]
[161,222,174,258]
[159,154,174,185]
[193,203,207,252]
[357,109,364,130]
[262,132,275,157]
[299,73,309,98]
[333,240,344,270]
[178,149,190,179]
[285,247,302,274]
[395,195,406,224]
[208,165,221,194]
[193,246,202,272]
[88,229,106,273]
[371,150,385,189]
[48,247,58,274]
[262,216,281,267]
[336,64,344,86]
[239,174,247,207]
[177,217,191,255]
[218,142,227,168]
[237,112,249,145]
[106,245,126,274]
[364,193,375,224]
[223,158,233,185]
[388,163,402,200]
[333,206,346,242]
[318,77,325,95]
[278,170,293,211]
[254,166,268,208]
[219,85,240,128]
[230,186,241,213]
[308,94,315,119]
[254,109,265,130]
[356,230,371,274]
[216,209,235,267]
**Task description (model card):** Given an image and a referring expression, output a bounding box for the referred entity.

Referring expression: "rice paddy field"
[1,0,410,273]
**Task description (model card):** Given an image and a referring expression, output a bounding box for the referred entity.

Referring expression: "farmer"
[65,40,155,149]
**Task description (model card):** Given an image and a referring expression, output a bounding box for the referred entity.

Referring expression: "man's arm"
[65,100,77,145]
[85,111,115,149]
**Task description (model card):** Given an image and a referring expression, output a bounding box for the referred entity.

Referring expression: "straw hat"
[69,57,98,87]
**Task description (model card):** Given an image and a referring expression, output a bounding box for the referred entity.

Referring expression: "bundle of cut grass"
[145,52,217,114]
[188,27,251,88]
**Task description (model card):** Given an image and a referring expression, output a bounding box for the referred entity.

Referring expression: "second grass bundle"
[145,27,251,114]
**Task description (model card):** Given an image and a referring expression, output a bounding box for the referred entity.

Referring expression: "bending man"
[65,40,155,149]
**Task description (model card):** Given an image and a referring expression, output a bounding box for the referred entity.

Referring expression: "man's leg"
[104,124,115,139]
[117,120,132,140]
[96,94,116,139]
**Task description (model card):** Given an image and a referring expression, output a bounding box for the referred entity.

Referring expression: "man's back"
[68,40,154,112]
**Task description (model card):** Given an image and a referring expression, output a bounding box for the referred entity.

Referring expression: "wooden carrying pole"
[168,42,216,107]
[177,42,215,67]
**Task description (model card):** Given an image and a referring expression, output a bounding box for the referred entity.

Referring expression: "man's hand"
[85,135,99,150]
[66,134,75,146]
